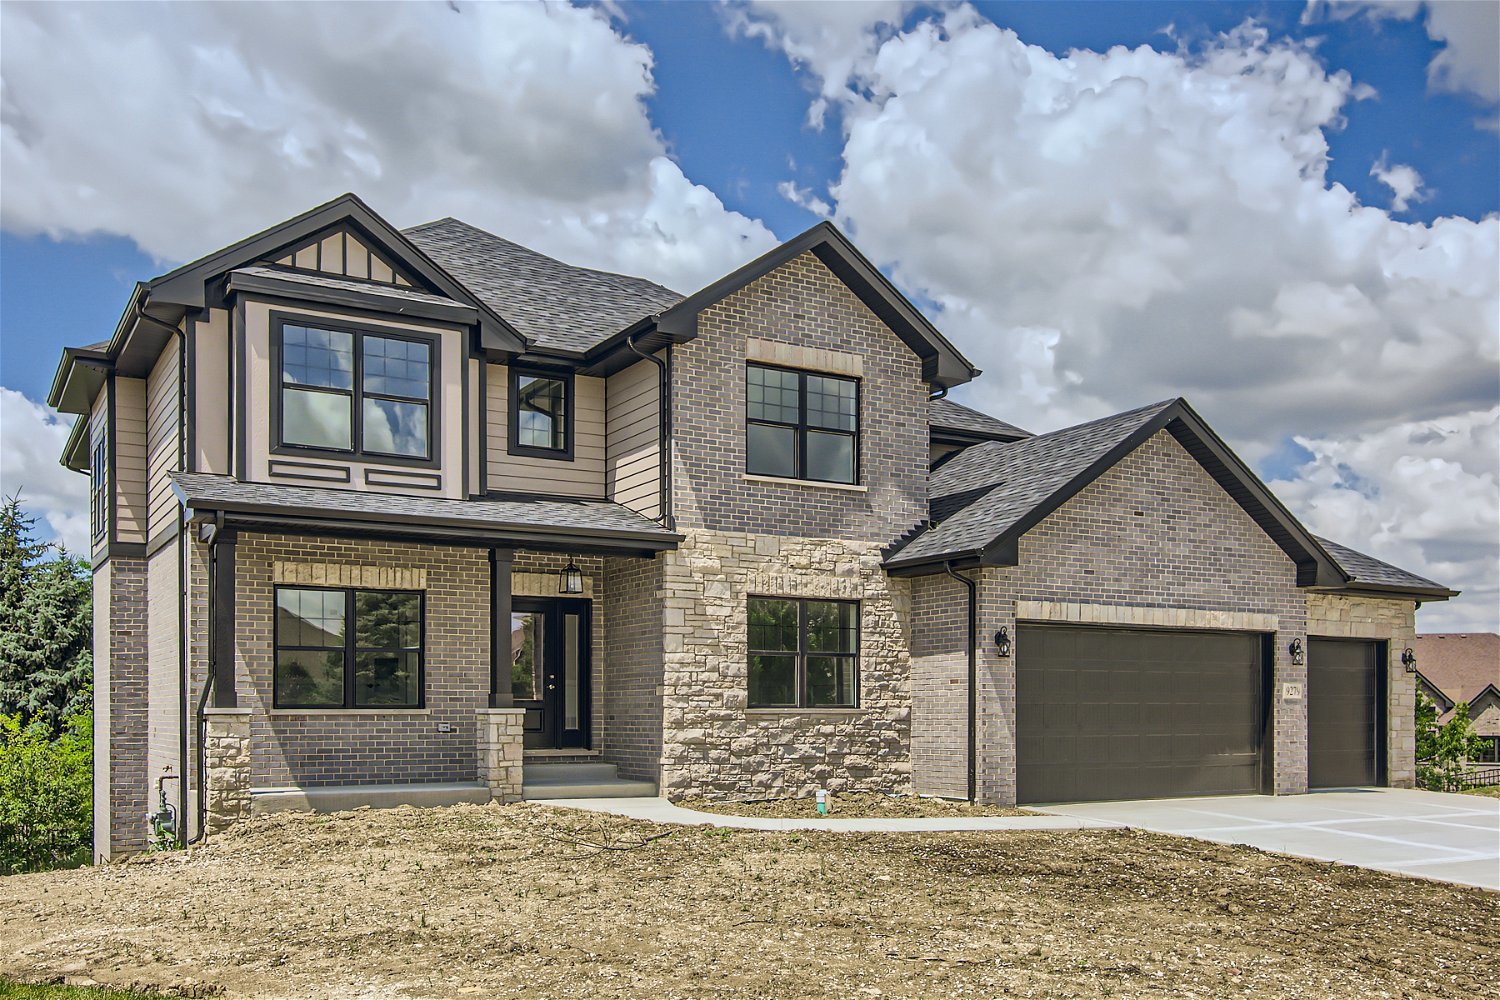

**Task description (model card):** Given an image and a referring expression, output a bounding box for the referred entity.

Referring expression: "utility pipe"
[626,332,673,530]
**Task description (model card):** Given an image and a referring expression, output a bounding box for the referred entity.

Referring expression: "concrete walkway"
[535,795,1120,832]
[1040,787,1499,891]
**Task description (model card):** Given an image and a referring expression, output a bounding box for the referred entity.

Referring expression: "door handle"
[547,684,556,691]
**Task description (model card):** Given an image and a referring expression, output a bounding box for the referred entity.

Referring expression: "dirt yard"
[677,791,1031,818]
[3,802,1495,999]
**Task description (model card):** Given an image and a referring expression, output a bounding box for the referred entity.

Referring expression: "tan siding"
[486,364,606,497]
[605,357,660,518]
[146,338,181,541]
[114,377,149,543]
[193,308,231,475]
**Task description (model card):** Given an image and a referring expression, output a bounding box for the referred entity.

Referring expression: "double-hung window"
[278,320,434,461]
[747,597,860,708]
[746,363,859,484]
[274,587,425,709]
[508,367,572,458]
[90,436,108,541]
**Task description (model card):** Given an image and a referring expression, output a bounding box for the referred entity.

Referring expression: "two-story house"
[50,194,1455,860]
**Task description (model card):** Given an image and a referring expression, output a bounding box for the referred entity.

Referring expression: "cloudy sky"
[1,0,1496,631]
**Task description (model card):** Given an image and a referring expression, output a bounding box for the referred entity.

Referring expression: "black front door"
[510,597,591,750]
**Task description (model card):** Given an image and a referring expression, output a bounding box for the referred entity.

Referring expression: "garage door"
[1308,639,1383,788]
[1017,625,1266,804]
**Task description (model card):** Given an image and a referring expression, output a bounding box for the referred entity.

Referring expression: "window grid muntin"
[747,596,860,709]
[745,363,860,484]
[90,437,108,540]
[276,320,435,462]
[273,586,425,710]
[508,365,574,459]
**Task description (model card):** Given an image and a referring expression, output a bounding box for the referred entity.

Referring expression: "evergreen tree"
[0,496,92,730]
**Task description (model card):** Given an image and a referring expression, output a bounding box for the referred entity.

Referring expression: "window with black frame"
[278,322,432,461]
[274,586,424,709]
[747,597,859,708]
[745,363,859,483]
[509,368,571,457]
[90,436,107,540]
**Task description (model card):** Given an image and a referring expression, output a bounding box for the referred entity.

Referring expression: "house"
[48,194,1457,861]
[1413,633,1500,763]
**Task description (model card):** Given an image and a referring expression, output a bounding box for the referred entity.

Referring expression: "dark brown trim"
[268,310,441,469]
[507,363,575,461]
[211,531,238,708]
[233,297,247,482]
[489,549,513,709]
[146,520,181,557]
[477,357,489,496]
[225,269,478,326]
[267,460,353,484]
[365,469,443,490]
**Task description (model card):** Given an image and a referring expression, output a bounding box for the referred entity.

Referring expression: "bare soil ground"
[677,792,1031,818]
[2,802,1495,999]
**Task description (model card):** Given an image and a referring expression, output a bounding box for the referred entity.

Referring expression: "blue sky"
[0,0,1495,629]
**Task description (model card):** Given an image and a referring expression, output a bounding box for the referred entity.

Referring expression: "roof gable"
[886,397,1347,588]
[263,226,419,288]
[1412,633,1499,706]
[654,222,979,389]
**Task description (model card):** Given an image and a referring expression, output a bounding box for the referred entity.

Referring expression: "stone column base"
[204,707,253,835]
[477,709,525,802]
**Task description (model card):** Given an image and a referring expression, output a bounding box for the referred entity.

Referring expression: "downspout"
[943,561,978,803]
[626,332,673,530]
[189,513,223,845]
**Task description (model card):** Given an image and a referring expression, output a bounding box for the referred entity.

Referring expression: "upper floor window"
[277,320,434,462]
[90,436,108,540]
[274,586,424,709]
[746,363,859,484]
[509,366,572,459]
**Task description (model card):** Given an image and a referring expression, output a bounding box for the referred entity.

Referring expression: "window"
[277,321,433,461]
[508,367,572,458]
[274,587,424,709]
[1477,736,1500,764]
[746,363,859,484]
[90,436,108,540]
[747,597,859,708]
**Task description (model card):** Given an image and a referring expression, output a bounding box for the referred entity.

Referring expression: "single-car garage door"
[1017,625,1266,804]
[1308,639,1384,788]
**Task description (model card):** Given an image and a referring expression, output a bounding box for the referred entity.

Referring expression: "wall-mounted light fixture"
[994,626,1011,657]
[558,557,583,595]
[1401,647,1417,673]
[1288,638,1304,666]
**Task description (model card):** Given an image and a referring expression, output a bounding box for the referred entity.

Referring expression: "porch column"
[203,706,252,833]
[490,548,514,708]
[211,531,238,708]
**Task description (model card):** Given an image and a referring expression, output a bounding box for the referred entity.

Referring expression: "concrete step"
[523,762,622,784]
[252,781,491,815]
[521,761,657,799]
[522,779,660,800]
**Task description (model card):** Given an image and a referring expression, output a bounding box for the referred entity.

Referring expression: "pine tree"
[0,496,93,730]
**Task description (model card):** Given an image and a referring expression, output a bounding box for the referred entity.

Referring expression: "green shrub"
[0,711,92,874]
[1415,693,1488,792]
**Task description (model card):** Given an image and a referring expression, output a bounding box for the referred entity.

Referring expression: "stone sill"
[742,474,868,493]
[266,708,432,717]
[746,708,866,717]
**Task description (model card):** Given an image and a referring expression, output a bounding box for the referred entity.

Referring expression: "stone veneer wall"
[602,555,665,782]
[906,431,1311,806]
[1306,593,1419,787]
[94,556,150,860]
[658,529,913,800]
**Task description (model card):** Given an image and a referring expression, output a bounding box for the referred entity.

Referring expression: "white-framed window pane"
[283,387,352,450]
[362,397,428,458]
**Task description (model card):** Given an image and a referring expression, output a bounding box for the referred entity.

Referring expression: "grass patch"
[1460,784,1500,797]
[0,983,162,1000]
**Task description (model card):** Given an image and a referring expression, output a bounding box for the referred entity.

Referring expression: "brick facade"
[602,554,665,782]
[94,556,149,860]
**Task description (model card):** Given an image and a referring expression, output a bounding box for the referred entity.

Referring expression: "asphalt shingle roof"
[403,218,683,354]
[1314,536,1450,594]
[929,398,1032,441]
[888,400,1175,566]
[169,472,678,542]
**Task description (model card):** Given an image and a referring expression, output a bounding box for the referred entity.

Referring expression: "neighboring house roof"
[403,218,684,356]
[929,398,1032,443]
[885,398,1347,588]
[1413,634,1500,717]
[169,472,679,555]
[1312,536,1457,599]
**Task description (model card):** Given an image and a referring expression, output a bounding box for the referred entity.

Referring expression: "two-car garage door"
[1016,626,1386,804]
[1017,626,1266,804]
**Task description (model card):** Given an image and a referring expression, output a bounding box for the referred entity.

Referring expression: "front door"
[510,597,591,749]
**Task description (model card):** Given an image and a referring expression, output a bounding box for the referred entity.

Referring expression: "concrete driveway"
[1040,787,1498,890]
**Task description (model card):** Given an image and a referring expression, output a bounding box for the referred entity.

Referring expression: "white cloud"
[1304,1,1499,103]
[1369,154,1427,212]
[742,4,1500,629]
[0,388,90,556]
[0,1,776,293]
[777,180,833,217]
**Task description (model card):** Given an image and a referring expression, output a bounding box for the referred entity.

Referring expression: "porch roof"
[170,472,680,555]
